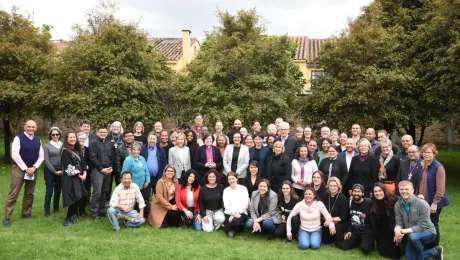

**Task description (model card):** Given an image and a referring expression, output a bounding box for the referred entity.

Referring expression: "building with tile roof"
[288,36,329,91]
[149,30,200,71]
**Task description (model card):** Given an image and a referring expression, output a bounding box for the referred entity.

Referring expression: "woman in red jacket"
[176,169,202,230]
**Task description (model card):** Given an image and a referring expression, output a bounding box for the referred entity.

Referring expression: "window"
[311,70,324,89]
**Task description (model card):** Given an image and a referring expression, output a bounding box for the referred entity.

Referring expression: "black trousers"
[160,210,182,228]
[224,213,247,234]
[322,222,347,246]
[273,216,301,238]
[340,231,374,254]
[106,171,121,202]
[134,187,151,218]
[66,201,79,219]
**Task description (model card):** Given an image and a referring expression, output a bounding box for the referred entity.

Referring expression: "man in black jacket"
[276,122,298,161]
[396,145,421,195]
[89,126,113,219]
[115,131,141,173]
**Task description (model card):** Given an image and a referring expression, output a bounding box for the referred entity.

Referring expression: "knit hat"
[352,184,365,193]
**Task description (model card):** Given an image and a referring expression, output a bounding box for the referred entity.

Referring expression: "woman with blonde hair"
[148,165,182,228]
[267,141,291,193]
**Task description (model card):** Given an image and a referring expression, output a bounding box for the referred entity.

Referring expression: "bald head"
[24,120,37,136]
[233,119,242,129]
[401,135,414,149]
[365,128,376,142]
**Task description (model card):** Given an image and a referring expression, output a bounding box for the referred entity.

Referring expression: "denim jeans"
[405,230,437,260]
[298,228,322,250]
[44,167,61,213]
[245,218,277,232]
[107,207,145,231]
[181,207,202,231]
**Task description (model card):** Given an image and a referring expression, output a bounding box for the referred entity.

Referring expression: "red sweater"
[175,184,201,214]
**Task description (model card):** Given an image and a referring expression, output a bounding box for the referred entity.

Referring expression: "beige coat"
[148,178,178,228]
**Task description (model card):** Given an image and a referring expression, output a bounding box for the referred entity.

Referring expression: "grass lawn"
[0,137,458,259]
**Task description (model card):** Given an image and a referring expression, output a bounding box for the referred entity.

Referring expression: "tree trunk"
[446,116,455,150]
[3,117,12,164]
[417,124,426,147]
[406,121,416,143]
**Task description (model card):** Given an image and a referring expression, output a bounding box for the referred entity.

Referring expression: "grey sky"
[2,0,374,40]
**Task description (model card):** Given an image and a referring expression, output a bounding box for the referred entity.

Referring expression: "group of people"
[3,116,449,260]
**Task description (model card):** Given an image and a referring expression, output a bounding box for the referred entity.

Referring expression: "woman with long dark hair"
[273,181,301,240]
[184,129,199,162]
[246,179,282,238]
[61,132,88,226]
[199,170,225,232]
[243,161,261,196]
[176,169,202,230]
[370,182,401,259]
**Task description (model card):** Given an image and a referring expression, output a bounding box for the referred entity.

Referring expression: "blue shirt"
[121,155,150,189]
[147,145,159,177]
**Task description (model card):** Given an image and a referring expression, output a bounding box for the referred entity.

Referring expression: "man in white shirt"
[338,138,358,171]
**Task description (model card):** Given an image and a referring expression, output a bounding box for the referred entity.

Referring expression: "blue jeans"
[298,228,322,250]
[44,167,61,213]
[181,207,202,231]
[405,230,437,260]
[245,218,277,232]
[107,207,145,231]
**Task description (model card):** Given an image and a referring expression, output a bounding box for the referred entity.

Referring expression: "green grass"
[0,137,458,259]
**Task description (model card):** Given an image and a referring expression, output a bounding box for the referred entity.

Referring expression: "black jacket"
[318,157,348,184]
[140,143,166,179]
[275,136,299,161]
[115,142,142,173]
[193,145,223,181]
[61,147,88,208]
[396,159,421,195]
[89,137,113,172]
[267,153,292,192]
[347,155,379,192]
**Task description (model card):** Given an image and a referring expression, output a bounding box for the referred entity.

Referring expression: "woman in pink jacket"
[291,146,318,197]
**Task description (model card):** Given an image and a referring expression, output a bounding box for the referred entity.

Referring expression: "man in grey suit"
[275,122,298,161]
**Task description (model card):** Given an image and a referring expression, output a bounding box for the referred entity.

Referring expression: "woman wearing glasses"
[43,127,63,217]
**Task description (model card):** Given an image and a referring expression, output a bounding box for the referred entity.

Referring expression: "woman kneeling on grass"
[246,179,282,239]
[175,169,202,230]
[199,170,226,232]
[287,187,335,250]
[148,165,182,228]
[272,181,300,240]
[223,172,249,238]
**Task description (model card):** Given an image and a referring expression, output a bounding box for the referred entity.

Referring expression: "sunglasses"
[51,134,60,136]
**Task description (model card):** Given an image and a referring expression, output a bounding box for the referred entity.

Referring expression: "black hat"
[352,184,364,193]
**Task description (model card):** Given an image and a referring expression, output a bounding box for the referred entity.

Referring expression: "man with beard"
[394,181,443,260]
[396,145,421,195]
[213,121,229,145]
[341,184,374,254]
[338,138,358,171]
[227,119,242,144]
[115,131,139,173]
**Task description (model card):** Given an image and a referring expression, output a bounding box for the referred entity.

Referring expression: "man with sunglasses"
[4,120,44,226]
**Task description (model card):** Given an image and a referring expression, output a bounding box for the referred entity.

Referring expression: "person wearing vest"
[3,120,44,226]
[417,143,449,248]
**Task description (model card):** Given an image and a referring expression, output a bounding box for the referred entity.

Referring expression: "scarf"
[358,154,369,162]
[298,157,309,180]
[379,149,394,167]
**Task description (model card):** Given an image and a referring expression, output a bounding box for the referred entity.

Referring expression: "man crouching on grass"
[108,171,146,232]
[394,181,443,260]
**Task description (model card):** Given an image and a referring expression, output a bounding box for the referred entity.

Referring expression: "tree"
[178,9,305,128]
[35,1,172,128]
[0,9,54,163]
[303,0,436,144]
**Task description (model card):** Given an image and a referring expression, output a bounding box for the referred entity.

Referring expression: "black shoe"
[91,216,100,220]
[99,212,107,217]
[435,246,444,260]
[80,213,87,218]
[3,219,11,226]
[45,212,51,217]
[21,215,33,219]
[227,229,236,238]
[63,218,76,226]
[70,214,78,223]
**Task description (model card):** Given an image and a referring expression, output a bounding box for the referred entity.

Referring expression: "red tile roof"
[148,38,200,62]
[288,36,329,63]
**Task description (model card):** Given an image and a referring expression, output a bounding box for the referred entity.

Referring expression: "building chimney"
[182,30,191,68]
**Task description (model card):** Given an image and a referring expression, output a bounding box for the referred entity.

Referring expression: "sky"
[1,0,374,40]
